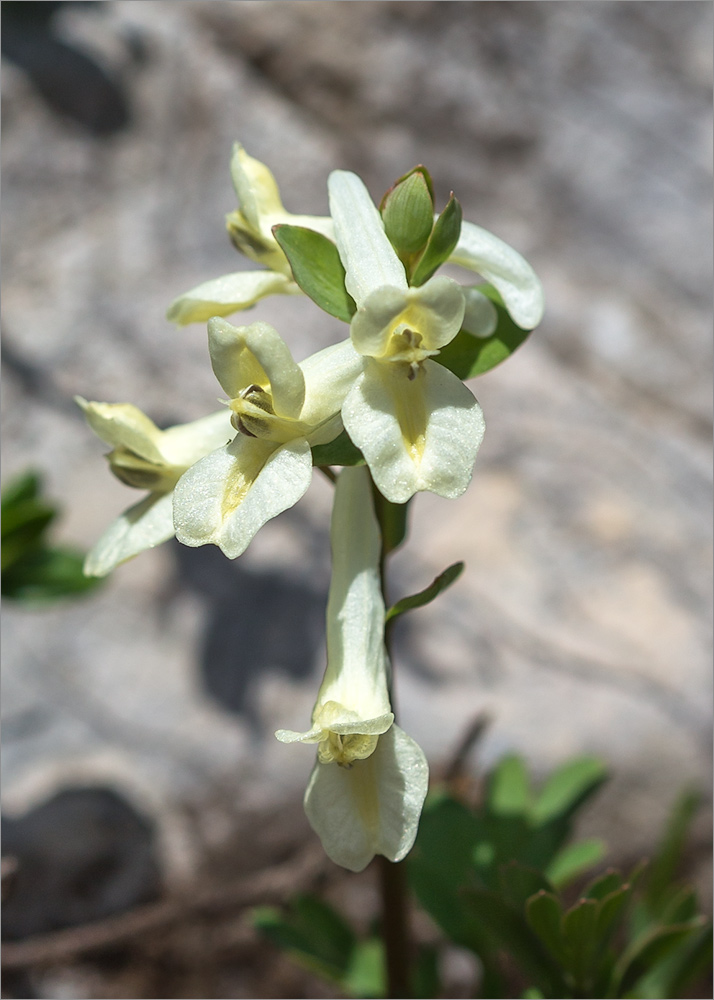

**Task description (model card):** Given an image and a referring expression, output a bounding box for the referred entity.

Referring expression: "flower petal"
[462,286,498,338]
[166,270,298,326]
[159,409,234,467]
[173,435,312,559]
[450,220,544,329]
[299,340,365,442]
[84,491,175,577]
[342,359,485,503]
[230,143,286,228]
[76,398,165,463]
[208,318,305,419]
[328,170,407,307]
[304,724,429,872]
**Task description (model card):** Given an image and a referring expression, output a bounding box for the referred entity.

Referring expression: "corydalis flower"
[77,399,233,576]
[329,170,486,504]
[276,465,428,872]
[167,145,334,326]
[173,318,363,559]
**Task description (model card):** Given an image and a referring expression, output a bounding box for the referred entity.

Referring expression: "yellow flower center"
[229,384,305,443]
[317,730,380,768]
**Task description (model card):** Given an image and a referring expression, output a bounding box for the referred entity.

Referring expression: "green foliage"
[385,561,464,624]
[273,224,356,322]
[254,894,439,999]
[410,194,463,287]
[437,283,534,379]
[311,429,365,468]
[371,488,410,556]
[2,471,101,602]
[255,757,710,1000]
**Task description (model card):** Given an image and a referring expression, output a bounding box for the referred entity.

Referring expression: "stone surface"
[2,0,711,891]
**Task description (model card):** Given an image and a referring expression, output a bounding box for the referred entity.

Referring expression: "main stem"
[374,481,412,999]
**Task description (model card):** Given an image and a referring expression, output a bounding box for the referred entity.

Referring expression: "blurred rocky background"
[2,2,711,997]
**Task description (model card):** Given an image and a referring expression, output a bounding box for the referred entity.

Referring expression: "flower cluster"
[81,145,542,869]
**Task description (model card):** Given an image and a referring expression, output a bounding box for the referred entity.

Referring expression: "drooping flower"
[328,170,488,504]
[172,318,363,559]
[276,465,428,872]
[167,144,334,326]
[77,399,234,576]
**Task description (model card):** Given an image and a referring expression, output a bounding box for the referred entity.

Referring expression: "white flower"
[329,170,487,504]
[172,319,363,559]
[276,465,428,872]
[77,398,233,576]
[167,144,333,326]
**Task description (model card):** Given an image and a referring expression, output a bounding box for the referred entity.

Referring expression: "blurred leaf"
[2,547,100,601]
[1,470,41,508]
[498,861,553,909]
[488,755,532,816]
[343,938,385,998]
[521,989,545,999]
[583,869,625,901]
[254,894,356,984]
[561,896,599,985]
[613,918,708,998]
[645,789,701,913]
[633,921,713,1000]
[311,430,365,468]
[545,838,607,889]
[411,194,462,286]
[385,562,464,623]
[531,756,608,826]
[411,944,441,1000]
[436,285,532,379]
[526,891,566,965]
[273,224,356,322]
[596,884,635,943]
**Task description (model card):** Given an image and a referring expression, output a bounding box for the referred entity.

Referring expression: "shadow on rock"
[1,1,131,135]
[169,539,327,736]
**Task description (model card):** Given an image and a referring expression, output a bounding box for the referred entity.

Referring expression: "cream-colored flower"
[328,170,486,504]
[167,144,333,326]
[172,319,363,559]
[276,465,428,872]
[77,398,233,576]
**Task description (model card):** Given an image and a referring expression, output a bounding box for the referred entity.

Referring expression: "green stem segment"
[372,474,412,998]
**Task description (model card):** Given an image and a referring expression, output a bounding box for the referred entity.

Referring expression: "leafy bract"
[273,224,356,322]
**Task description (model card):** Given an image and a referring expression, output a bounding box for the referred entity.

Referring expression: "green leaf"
[381,168,435,257]
[545,837,607,889]
[254,894,356,984]
[526,891,566,965]
[561,896,599,985]
[498,861,553,909]
[613,917,708,998]
[411,944,441,1000]
[273,224,356,322]
[1,500,57,571]
[645,789,701,913]
[2,547,102,602]
[385,561,463,623]
[595,884,633,943]
[583,869,625,901]
[637,921,713,1000]
[488,755,532,816]
[343,938,385,998]
[1,470,41,509]
[436,285,532,380]
[531,756,608,826]
[311,430,365,468]
[410,194,463,287]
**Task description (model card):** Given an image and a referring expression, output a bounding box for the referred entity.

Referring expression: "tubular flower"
[172,319,363,559]
[167,144,334,326]
[77,399,233,576]
[328,170,486,504]
[276,465,428,872]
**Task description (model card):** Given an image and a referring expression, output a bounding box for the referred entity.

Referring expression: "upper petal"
[173,435,312,559]
[342,359,485,503]
[303,724,429,872]
[166,270,298,327]
[450,220,544,329]
[159,409,234,467]
[84,491,175,577]
[328,170,407,307]
[208,318,306,419]
[76,398,164,463]
[230,143,286,228]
